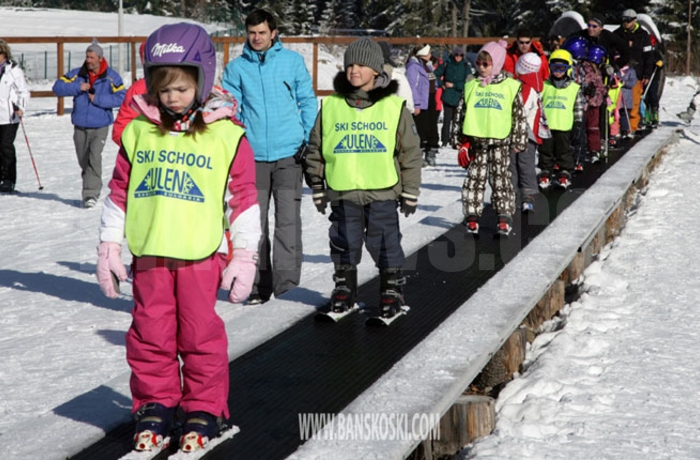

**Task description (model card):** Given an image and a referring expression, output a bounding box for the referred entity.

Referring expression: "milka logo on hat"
[150,42,186,57]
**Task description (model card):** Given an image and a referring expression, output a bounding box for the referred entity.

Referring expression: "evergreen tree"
[296,0,316,35]
[318,0,342,34]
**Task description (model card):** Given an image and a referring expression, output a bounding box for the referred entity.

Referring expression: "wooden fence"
[4,35,511,115]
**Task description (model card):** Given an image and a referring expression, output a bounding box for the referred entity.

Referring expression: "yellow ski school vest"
[541,80,580,131]
[321,94,403,191]
[121,117,244,260]
[461,78,521,139]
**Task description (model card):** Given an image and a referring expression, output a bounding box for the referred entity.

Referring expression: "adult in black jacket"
[613,9,653,134]
[574,15,630,73]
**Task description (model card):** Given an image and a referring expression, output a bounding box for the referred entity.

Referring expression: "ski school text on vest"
[135,149,214,170]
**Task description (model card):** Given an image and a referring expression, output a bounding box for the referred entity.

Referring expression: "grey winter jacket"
[304,71,422,206]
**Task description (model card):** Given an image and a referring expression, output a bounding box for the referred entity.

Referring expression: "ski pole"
[642,67,657,100]
[18,116,43,190]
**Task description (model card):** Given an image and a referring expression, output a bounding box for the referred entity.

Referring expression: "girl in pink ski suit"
[95,23,260,452]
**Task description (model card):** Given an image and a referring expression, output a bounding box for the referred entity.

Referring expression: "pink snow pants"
[126,253,230,418]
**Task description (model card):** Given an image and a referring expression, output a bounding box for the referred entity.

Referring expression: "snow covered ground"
[2,7,700,460]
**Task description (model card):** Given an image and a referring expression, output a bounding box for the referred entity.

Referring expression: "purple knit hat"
[479,39,508,76]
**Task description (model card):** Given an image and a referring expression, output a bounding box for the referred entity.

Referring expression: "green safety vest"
[542,81,580,131]
[321,95,403,191]
[461,78,521,139]
[121,117,243,260]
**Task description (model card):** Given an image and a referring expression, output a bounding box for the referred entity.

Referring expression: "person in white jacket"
[378,41,414,112]
[0,39,29,193]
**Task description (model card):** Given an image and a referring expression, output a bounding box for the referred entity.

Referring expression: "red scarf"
[88,58,109,88]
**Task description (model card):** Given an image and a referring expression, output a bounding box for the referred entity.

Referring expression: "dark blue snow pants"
[328,200,405,270]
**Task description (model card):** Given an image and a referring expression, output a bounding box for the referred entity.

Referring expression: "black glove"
[584,83,596,98]
[400,192,418,217]
[293,143,308,165]
[312,187,329,214]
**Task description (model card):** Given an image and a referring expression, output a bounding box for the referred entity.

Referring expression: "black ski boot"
[379,268,406,318]
[133,402,177,452]
[330,265,357,313]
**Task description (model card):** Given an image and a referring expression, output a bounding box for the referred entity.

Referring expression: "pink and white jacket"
[99,87,261,255]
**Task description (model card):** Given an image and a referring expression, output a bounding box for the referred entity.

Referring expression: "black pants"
[441,103,456,146]
[414,95,440,152]
[538,129,574,173]
[0,123,19,184]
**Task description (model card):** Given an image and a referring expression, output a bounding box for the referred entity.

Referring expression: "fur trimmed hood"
[332,71,399,105]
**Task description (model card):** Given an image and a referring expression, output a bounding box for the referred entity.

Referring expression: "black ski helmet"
[144,23,216,103]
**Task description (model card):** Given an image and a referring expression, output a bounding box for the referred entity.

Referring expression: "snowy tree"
[318,0,342,35]
[296,0,317,35]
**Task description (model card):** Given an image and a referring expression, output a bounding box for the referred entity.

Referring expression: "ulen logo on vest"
[474,97,503,110]
[333,134,387,154]
[545,100,567,110]
[134,167,205,202]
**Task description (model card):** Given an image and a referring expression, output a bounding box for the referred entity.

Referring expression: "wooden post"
[56,42,64,116]
[130,41,137,84]
[421,395,495,459]
[471,326,528,393]
[523,280,565,340]
[313,43,319,97]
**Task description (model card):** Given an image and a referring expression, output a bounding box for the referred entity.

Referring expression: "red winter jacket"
[112,78,147,147]
[503,40,550,84]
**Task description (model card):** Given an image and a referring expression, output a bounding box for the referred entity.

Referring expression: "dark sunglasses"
[622,17,635,22]
[587,23,600,29]
[550,63,570,72]
[474,60,492,68]
[518,40,532,45]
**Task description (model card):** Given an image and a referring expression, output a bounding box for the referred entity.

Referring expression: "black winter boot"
[330,265,357,313]
[379,268,406,318]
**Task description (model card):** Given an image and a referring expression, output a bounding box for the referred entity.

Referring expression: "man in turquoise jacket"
[222,9,318,304]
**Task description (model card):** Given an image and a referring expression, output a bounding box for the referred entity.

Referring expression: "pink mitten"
[220,249,258,303]
[96,242,128,299]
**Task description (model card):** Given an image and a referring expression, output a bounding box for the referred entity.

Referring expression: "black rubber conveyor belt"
[69,138,640,460]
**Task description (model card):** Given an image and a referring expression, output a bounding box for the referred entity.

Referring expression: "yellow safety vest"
[542,81,580,131]
[121,117,243,260]
[608,85,622,125]
[321,94,403,191]
[462,78,521,139]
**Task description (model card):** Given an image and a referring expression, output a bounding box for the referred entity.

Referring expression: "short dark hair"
[245,9,277,31]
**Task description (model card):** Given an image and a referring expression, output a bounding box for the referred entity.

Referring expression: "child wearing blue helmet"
[581,43,608,163]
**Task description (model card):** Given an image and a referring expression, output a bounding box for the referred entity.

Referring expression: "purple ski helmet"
[587,44,607,65]
[144,23,216,104]
[562,35,589,61]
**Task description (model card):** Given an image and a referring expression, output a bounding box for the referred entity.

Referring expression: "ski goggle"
[549,63,570,73]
